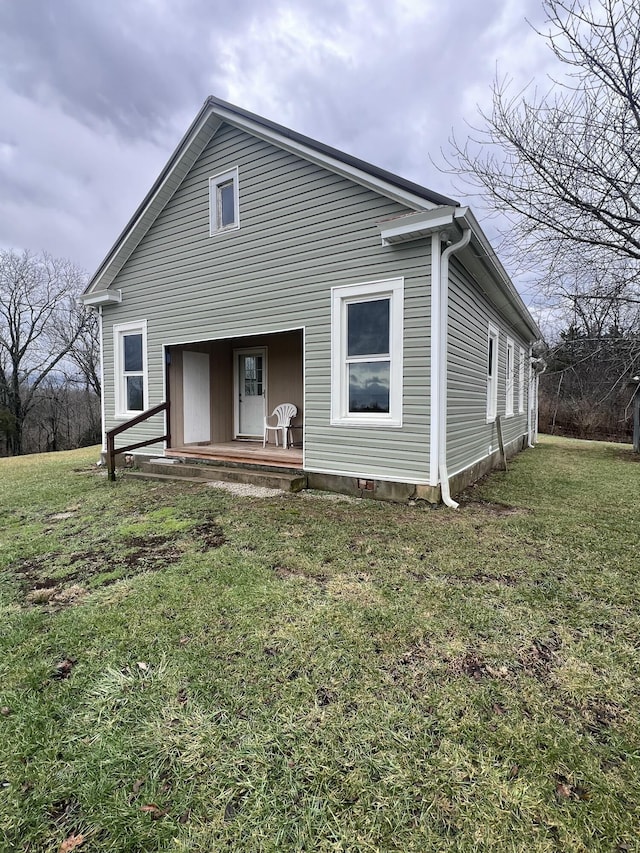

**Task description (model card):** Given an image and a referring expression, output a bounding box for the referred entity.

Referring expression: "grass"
[0,436,639,852]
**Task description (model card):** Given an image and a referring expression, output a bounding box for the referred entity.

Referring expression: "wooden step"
[135,460,307,492]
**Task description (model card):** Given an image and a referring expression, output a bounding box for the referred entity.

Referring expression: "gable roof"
[83,96,459,294]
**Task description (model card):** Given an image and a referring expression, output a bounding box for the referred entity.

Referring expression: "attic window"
[209,168,239,235]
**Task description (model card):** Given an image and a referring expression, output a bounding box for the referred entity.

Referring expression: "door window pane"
[349,362,390,413]
[124,334,143,372]
[242,356,263,396]
[347,299,389,356]
[126,375,144,411]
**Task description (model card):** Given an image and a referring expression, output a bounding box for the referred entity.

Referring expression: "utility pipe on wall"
[438,226,471,509]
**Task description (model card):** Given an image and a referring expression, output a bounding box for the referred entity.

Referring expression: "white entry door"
[235,349,266,438]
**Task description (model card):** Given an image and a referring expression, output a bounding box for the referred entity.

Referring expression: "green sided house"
[81,96,541,505]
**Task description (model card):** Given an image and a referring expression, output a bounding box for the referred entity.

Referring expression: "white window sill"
[210,223,240,237]
[331,416,402,428]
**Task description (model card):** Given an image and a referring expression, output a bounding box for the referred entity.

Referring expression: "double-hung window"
[331,278,403,426]
[209,167,239,235]
[487,322,499,422]
[114,321,148,418]
[505,337,515,417]
[518,346,525,413]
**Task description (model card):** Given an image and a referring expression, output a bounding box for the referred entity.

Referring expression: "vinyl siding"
[447,257,530,475]
[101,123,433,482]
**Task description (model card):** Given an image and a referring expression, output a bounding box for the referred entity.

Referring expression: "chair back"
[273,403,297,427]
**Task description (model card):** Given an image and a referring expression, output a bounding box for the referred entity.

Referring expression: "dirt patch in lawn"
[516,635,563,681]
[12,524,225,610]
[273,564,328,585]
[190,521,226,549]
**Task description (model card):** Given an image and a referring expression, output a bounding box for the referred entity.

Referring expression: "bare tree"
[445,0,640,306]
[0,249,90,455]
[64,305,101,398]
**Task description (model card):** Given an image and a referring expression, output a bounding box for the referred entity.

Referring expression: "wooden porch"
[165,440,303,470]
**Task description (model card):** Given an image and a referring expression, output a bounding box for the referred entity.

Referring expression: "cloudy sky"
[0,0,559,291]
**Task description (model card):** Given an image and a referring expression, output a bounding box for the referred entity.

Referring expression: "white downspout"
[438,227,472,509]
[98,305,107,454]
[527,345,534,448]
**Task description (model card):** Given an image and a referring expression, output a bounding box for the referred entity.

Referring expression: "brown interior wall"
[209,340,233,442]
[263,331,303,423]
[168,348,183,447]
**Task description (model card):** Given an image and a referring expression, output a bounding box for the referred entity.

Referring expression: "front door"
[235,348,266,438]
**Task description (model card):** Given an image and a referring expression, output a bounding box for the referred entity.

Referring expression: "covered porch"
[165,328,304,467]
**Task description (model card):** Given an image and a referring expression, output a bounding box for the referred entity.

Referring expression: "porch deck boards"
[165,440,303,469]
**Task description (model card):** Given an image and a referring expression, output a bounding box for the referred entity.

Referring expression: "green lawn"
[1,437,639,852]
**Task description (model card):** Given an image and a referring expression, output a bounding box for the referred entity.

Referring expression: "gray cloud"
[0,0,555,276]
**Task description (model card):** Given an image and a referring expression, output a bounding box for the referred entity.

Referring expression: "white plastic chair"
[263,403,297,449]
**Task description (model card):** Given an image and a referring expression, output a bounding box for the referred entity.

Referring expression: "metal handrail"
[105,401,170,481]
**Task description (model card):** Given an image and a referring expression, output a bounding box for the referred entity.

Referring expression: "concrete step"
[136,460,307,492]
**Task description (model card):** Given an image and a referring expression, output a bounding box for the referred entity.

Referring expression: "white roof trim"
[85,99,455,295]
[378,207,459,244]
[210,105,439,213]
[85,108,222,294]
[80,289,122,306]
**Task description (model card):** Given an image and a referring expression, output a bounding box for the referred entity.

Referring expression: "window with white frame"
[505,337,515,417]
[487,323,499,421]
[114,321,148,417]
[518,346,525,413]
[209,167,239,235]
[331,278,403,426]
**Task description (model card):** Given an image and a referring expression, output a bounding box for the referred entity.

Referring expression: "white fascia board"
[211,106,439,212]
[81,290,122,306]
[378,207,460,245]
